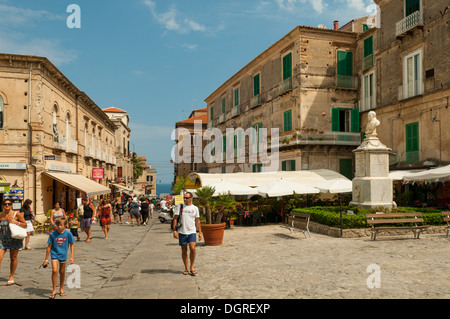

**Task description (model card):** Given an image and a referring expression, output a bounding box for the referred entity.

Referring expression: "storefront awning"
[43,171,111,196]
[110,183,134,193]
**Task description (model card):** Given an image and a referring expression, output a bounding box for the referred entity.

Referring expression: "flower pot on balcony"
[201,223,226,246]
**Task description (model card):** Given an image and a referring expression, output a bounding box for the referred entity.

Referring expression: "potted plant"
[195,186,227,246]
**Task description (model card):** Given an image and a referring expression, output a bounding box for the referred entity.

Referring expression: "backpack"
[132,202,139,209]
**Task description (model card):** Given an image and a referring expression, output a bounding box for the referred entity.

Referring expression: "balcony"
[273,130,361,148]
[84,146,95,158]
[336,75,357,90]
[52,135,67,152]
[218,113,226,124]
[280,77,292,95]
[398,81,423,101]
[250,94,261,108]
[396,10,423,38]
[231,106,240,117]
[363,54,373,70]
[67,138,78,154]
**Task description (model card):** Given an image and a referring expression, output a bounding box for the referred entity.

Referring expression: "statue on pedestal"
[357,111,387,150]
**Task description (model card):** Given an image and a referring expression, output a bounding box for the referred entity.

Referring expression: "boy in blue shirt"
[43,217,75,299]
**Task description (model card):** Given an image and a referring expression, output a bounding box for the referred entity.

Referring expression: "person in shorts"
[68,213,80,241]
[43,217,74,299]
[81,198,95,243]
[172,192,202,276]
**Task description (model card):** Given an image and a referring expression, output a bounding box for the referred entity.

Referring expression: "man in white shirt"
[160,199,167,211]
[172,192,202,276]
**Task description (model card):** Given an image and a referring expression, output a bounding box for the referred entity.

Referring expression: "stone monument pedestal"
[350,133,396,209]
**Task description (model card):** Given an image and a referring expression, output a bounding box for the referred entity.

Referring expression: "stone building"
[134,156,157,197]
[360,0,450,168]
[102,107,134,192]
[204,23,365,179]
[173,108,208,181]
[0,53,117,214]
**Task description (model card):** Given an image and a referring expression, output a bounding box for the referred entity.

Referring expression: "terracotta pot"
[201,222,226,246]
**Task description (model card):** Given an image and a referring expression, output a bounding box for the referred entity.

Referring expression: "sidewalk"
[0,215,449,299]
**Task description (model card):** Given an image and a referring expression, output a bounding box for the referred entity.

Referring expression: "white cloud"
[276,0,327,14]
[346,0,367,11]
[0,4,64,26]
[181,43,198,52]
[0,32,77,66]
[143,0,207,34]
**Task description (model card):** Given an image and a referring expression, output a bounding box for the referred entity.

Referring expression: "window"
[361,71,375,111]
[332,108,359,133]
[252,122,263,153]
[66,113,70,139]
[252,164,262,173]
[222,97,226,114]
[282,160,296,171]
[53,105,59,142]
[405,122,419,164]
[0,96,3,129]
[234,88,239,107]
[283,110,292,132]
[233,130,242,157]
[405,0,420,17]
[282,52,292,80]
[363,36,373,69]
[253,73,260,96]
[339,159,353,180]
[210,106,214,122]
[403,49,422,99]
[337,51,353,88]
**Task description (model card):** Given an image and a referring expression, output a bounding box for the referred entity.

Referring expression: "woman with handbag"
[19,199,34,250]
[0,198,27,285]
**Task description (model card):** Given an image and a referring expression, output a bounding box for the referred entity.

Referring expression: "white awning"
[403,165,450,182]
[110,183,134,193]
[43,171,111,196]
[188,169,350,188]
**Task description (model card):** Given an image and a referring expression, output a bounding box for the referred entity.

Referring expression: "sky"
[0,0,375,184]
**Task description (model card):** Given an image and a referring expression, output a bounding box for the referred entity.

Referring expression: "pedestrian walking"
[149,201,154,220]
[112,198,119,224]
[117,202,124,223]
[140,199,150,226]
[97,199,112,239]
[43,217,74,299]
[68,212,80,241]
[125,197,132,224]
[0,198,27,285]
[81,198,95,243]
[19,199,35,250]
[50,202,66,229]
[172,192,202,276]
[129,198,140,226]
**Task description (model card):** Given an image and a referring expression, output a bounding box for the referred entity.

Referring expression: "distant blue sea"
[157,183,172,196]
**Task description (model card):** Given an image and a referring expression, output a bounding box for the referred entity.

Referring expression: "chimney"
[333,20,339,30]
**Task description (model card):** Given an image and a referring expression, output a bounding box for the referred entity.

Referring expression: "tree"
[132,153,144,179]
[172,176,187,195]
[195,186,216,224]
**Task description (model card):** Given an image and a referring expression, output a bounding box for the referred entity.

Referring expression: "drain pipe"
[28,62,37,214]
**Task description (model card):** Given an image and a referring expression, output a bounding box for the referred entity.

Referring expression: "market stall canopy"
[312,177,353,194]
[257,178,320,197]
[43,171,111,196]
[208,180,258,197]
[389,170,425,181]
[110,183,134,194]
[403,165,450,182]
[186,169,349,189]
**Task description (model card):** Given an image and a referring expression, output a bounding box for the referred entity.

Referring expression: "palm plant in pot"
[195,186,235,246]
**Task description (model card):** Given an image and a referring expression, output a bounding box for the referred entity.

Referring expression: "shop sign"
[92,168,104,179]
[0,163,27,170]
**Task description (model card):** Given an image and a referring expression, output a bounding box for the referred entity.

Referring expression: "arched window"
[0,96,4,129]
[53,105,58,141]
[66,113,70,139]
[84,124,88,147]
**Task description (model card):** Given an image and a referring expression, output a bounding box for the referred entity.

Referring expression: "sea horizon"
[156,183,172,196]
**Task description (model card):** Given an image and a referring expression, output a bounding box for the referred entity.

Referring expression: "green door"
[339,159,353,180]
[406,122,419,163]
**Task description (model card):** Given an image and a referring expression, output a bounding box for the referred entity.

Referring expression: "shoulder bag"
[173,204,183,231]
[9,212,28,239]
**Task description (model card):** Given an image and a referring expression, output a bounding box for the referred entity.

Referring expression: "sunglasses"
[2,203,12,206]
[183,197,192,199]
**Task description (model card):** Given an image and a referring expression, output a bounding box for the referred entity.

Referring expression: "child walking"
[43,217,75,299]
[68,213,80,241]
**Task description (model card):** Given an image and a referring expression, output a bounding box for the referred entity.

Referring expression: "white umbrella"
[312,177,352,194]
[208,180,258,197]
[257,179,320,197]
[312,177,352,238]
[403,164,450,182]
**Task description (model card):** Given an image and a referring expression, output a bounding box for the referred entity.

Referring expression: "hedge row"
[291,206,448,229]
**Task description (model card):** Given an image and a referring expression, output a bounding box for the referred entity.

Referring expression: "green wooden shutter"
[253,74,260,96]
[339,159,353,180]
[290,160,296,171]
[283,53,292,80]
[210,106,214,122]
[406,0,420,16]
[332,108,340,132]
[283,110,292,132]
[282,161,287,171]
[222,98,226,114]
[351,108,360,133]
[406,122,419,163]
[337,51,353,76]
[234,88,239,107]
[364,36,373,57]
